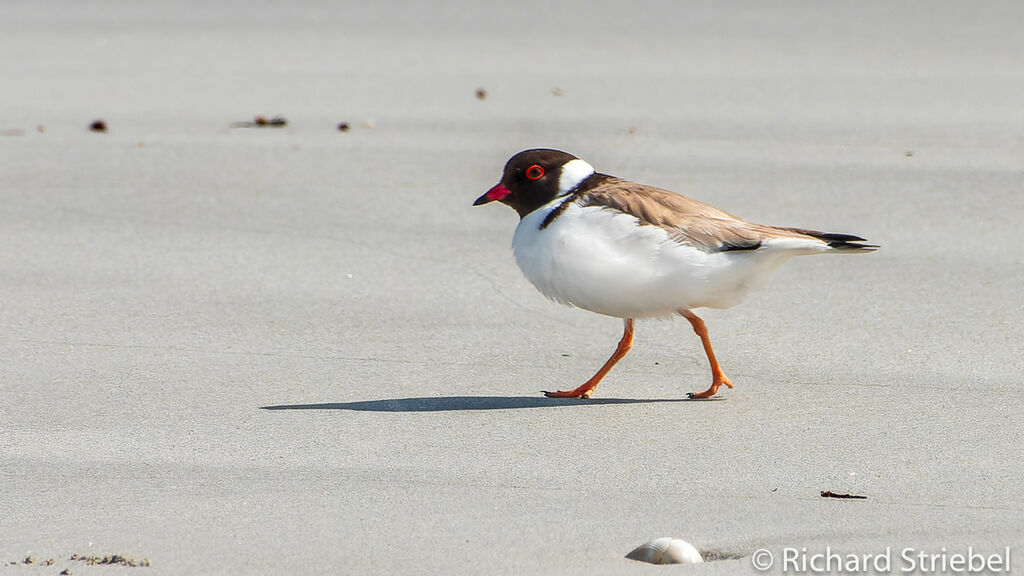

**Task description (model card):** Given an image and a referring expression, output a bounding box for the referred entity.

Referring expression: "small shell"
[626,537,704,565]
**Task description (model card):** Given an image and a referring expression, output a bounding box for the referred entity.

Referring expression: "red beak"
[474,183,510,206]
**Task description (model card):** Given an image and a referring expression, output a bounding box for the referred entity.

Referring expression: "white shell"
[626,537,704,565]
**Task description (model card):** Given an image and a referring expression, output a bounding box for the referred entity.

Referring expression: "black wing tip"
[812,231,866,243]
[785,227,878,252]
[820,232,878,251]
[829,240,879,252]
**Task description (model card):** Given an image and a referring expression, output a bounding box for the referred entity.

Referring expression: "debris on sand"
[70,553,151,567]
[232,115,288,128]
[820,490,867,499]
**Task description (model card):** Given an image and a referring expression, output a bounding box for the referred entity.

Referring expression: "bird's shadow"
[261,395,721,413]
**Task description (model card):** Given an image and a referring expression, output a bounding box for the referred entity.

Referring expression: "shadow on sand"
[260,395,715,413]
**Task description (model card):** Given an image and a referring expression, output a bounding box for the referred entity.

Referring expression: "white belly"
[511,199,794,318]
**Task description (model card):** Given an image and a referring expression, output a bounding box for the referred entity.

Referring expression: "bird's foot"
[687,375,733,399]
[686,390,715,400]
[543,388,594,399]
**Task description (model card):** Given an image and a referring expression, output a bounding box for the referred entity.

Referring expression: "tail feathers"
[785,227,879,253]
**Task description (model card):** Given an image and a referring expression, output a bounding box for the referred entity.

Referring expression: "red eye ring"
[525,164,545,180]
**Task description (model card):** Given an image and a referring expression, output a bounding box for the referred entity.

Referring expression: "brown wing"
[563,176,875,253]
[577,178,791,252]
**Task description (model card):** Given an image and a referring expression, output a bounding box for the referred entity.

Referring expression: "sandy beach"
[2,1,1022,574]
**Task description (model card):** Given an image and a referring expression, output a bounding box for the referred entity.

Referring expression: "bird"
[473,148,877,399]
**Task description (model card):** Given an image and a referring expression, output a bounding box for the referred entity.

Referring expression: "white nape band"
[558,159,595,196]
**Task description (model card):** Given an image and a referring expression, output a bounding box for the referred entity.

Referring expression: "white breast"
[511,199,799,318]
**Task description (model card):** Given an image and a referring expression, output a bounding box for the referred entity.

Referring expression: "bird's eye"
[525,165,545,180]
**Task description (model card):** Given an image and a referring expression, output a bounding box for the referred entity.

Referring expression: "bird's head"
[474,149,595,217]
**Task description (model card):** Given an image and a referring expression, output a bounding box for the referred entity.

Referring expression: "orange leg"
[680,310,734,399]
[544,318,634,399]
